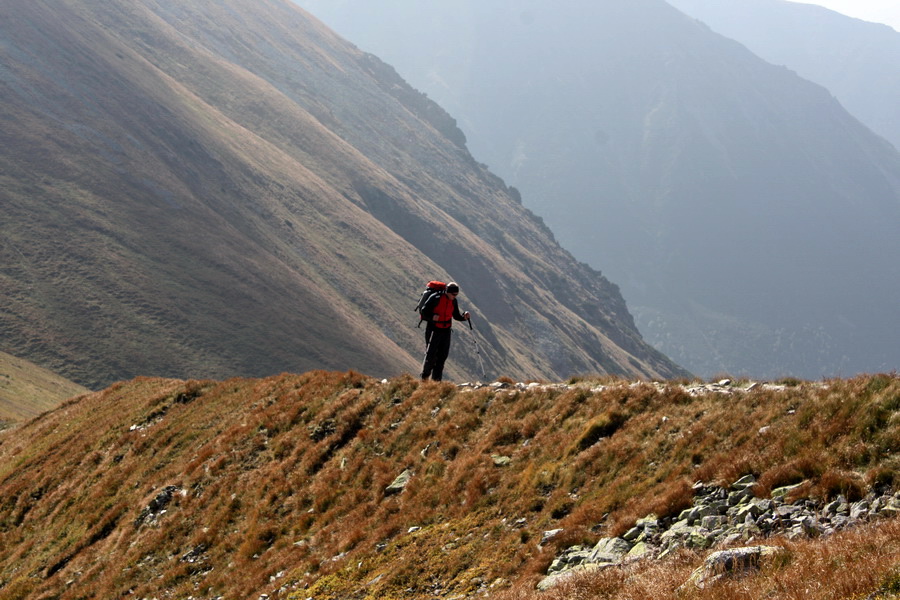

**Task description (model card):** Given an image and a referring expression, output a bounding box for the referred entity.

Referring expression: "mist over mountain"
[0,0,685,389]
[295,0,900,379]
[669,0,900,153]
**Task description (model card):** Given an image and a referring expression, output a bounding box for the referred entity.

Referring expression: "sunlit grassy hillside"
[1,0,685,389]
[0,371,897,599]
[0,351,89,426]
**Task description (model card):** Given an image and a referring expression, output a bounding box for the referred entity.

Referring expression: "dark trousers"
[421,326,452,381]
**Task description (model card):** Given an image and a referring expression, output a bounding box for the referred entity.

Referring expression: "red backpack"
[414,281,446,327]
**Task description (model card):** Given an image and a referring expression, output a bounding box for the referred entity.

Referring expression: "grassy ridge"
[0,372,897,599]
[0,351,89,425]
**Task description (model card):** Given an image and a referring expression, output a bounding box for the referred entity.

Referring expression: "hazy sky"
[789,0,900,30]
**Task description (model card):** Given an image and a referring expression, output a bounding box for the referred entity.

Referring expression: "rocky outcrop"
[134,485,184,527]
[540,475,900,590]
[681,545,786,590]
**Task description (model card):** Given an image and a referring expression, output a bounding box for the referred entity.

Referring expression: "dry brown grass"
[495,519,900,600]
[0,372,897,599]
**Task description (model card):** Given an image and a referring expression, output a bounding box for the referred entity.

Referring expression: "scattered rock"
[589,537,633,563]
[308,419,336,442]
[457,379,823,399]
[540,528,564,546]
[384,469,413,496]
[541,476,900,590]
[181,543,208,563]
[135,485,183,527]
[771,482,804,499]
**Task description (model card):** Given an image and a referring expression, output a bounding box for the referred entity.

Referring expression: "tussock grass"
[496,518,900,600]
[0,372,897,599]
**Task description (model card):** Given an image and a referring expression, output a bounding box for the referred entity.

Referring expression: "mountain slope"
[294,0,900,379]
[0,371,897,598]
[0,351,88,425]
[0,0,684,388]
[668,0,900,152]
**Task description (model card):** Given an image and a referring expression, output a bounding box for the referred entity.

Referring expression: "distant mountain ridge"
[0,0,684,388]
[295,0,900,378]
[668,0,900,152]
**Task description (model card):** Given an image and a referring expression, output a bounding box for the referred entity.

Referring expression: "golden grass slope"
[0,371,897,599]
[0,351,89,425]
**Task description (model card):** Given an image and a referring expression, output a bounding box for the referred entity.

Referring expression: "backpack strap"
[417,288,445,327]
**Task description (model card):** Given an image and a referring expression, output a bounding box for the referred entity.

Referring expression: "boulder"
[682,545,785,590]
[589,537,633,563]
[546,546,592,574]
[537,562,610,592]
[731,474,757,490]
[491,455,512,467]
[771,482,804,499]
[625,541,653,560]
[384,469,413,496]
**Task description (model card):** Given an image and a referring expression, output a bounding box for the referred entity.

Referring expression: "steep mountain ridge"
[0,0,684,388]
[294,0,900,379]
[668,0,900,152]
[1,371,897,598]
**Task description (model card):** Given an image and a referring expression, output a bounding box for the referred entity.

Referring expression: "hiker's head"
[446,282,460,296]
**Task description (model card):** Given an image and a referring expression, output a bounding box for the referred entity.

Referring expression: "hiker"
[420,281,470,381]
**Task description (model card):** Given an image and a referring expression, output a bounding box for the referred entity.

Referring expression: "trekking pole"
[423,327,433,361]
[467,317,487,381]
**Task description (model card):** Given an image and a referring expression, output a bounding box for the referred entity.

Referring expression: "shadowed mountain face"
[0,0,685,389]
[668,0,900,153]
[294,0,900,379]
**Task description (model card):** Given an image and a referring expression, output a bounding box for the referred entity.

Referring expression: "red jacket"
[426,293,464,329]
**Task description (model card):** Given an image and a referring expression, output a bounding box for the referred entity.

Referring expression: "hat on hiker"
[446,282,459,294]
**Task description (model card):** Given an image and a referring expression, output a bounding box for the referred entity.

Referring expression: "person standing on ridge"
[420,281,470,381]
